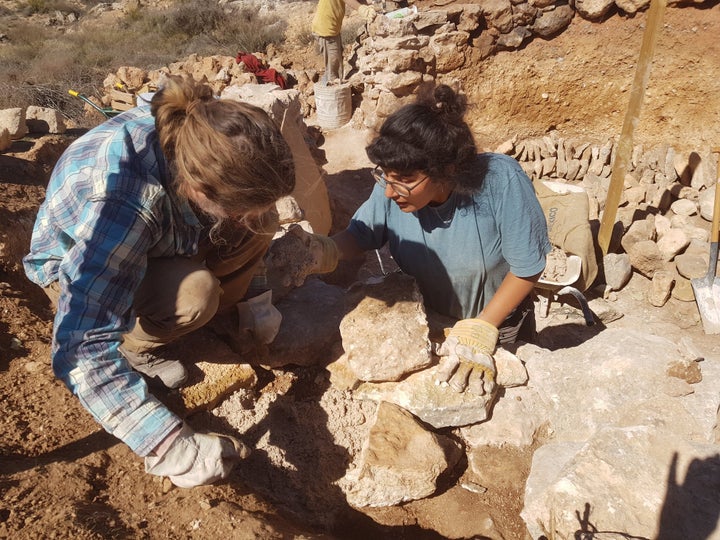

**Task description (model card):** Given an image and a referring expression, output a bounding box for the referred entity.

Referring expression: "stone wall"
[501,132,717,306]
[347,0,703,130]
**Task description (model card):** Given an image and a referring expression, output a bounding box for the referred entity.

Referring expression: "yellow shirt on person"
[312,0,346,37]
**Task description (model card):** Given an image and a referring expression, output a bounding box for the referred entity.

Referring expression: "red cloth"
[236,52,287,89]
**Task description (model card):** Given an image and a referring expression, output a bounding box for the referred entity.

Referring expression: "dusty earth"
[1,3,720,539]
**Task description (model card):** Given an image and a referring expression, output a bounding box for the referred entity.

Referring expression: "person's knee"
[177,269,221,328]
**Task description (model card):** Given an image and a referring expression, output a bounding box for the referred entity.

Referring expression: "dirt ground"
[1,4,720,539]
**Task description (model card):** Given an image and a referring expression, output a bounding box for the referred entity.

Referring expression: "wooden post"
[597,0,667,255]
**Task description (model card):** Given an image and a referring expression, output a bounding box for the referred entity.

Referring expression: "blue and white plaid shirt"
[24,106,203,456]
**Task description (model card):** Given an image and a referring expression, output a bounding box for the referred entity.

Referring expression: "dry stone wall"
[346,0,704,130]
[500,132,718,307]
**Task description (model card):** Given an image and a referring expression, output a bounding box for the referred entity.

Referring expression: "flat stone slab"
[160,329,258,415]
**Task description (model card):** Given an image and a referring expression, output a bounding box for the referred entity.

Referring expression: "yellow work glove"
[266,224,339,289]
[357,4,376,22]
[435,318,498,396]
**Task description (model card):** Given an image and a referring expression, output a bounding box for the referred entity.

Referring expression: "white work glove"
[357,4,376,22]
[236,290,282,344]
[266,224,339,289]
[145,424,250,488]
[435,319,498,396]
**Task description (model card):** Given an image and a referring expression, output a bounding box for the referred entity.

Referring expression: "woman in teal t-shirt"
[273,84,551,396]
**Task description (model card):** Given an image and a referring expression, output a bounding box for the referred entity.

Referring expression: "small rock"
[24,361,42,373]
[666,359,702,384]
[162,477,174,493]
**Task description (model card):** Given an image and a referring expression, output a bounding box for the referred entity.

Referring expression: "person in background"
[23,75,295,488]
[312,0,376,84]
[277,84,551,396]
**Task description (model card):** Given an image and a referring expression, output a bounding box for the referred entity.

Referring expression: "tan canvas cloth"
[280,109,332,235]
[534,180,598,292]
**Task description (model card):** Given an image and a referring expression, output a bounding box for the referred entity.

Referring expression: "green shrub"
[154,1,227,39]
[218,8,287,55]
[294,26,316,48]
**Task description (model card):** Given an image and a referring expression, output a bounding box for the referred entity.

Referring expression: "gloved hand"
[357,4,376,22]
[145,424,251,488]
[435,318,498,396]
[266,224,339,289]
[236,290,282,344]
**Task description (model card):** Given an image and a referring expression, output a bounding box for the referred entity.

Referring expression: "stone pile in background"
[496,132,718,309]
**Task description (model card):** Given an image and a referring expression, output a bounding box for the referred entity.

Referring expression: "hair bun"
[433,84,466,117]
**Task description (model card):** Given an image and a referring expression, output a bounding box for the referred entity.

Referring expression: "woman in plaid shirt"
[23,75,295,488]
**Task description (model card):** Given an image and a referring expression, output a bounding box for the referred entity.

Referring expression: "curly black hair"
[366,84,479,192]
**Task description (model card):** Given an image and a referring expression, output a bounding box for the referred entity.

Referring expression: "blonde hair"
[151,75,295,221]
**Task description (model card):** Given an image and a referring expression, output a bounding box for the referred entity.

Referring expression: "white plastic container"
[385,5,418,19]
[314,82,352,130]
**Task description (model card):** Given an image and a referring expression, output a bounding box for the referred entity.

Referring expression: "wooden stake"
[597,0,667,254]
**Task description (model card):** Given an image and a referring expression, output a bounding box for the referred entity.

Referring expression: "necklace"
[428,191,457,226]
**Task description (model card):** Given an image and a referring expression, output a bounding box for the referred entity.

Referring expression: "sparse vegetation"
[342,18,364,46]
[21,0,76,16]
[0,0,290,122]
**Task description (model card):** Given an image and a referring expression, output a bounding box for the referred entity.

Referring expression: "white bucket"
[314,82,352,130]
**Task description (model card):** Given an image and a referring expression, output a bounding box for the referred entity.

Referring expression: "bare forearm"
[477,272,541,328]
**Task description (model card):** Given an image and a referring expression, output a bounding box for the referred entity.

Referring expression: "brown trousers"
[316,34,343,83]
[44,220,274,354]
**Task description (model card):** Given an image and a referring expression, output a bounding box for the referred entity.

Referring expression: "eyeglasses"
[371,166,429,197]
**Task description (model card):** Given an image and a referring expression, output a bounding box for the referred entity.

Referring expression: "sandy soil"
[1,3,720,539]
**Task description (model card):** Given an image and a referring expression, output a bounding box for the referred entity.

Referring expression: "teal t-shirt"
[347,153,551,320]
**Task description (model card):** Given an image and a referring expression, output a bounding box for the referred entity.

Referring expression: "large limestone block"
[460,385,544,449]
[341,401,462,507]
[0,107,27,139]
[161,329,259,415]
[524,328,720,443]
[455,4,482,32]
[340,273,431,382]
[115,65,148,91]
[531,4,574,38]
[268,278,346,368]
[26,106,67,134]
[621,218,656,251]
[369,35,429,51]
[626,239,664,278]
[690,151,717,191]
[373,71,423,96]
[413,10,449,31]
[383,366,496,428]
[358,49,421,74]
[279,106,332,235]
[478,0,513,33]
[522,427,720,540]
